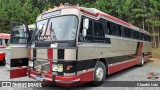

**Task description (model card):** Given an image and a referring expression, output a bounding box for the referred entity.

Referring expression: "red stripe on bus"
[0,53,5,61]
[80,9,131,27]
[0,46,6,48]
[10,68,28,79]
[55,71,93,81]
[55,71,94,87]
[108,59,139,74]
[48,48,53,73]
[138,42,143,57]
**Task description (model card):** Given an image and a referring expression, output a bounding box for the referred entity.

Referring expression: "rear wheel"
[139,55,144,67]
[92,61,106,86]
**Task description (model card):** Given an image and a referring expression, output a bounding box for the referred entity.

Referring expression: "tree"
[0,0,40,33]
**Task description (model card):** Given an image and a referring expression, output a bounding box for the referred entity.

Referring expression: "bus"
[0,33,10,65]
[9,5,152,87]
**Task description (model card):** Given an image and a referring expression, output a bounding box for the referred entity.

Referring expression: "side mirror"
[82,18,89,37]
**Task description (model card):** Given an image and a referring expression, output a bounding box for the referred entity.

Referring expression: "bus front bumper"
[29,70,94,87]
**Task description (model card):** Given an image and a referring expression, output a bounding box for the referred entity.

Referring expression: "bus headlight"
[57,64,63,72]
[29,61,33,67]
[52,63,63,72]
[52,63,57,72]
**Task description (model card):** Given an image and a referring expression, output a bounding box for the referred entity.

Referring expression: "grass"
[152,48,160,58]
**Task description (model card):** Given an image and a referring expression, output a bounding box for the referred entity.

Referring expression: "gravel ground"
[0,59,160,90]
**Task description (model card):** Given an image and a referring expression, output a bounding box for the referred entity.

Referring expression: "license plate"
[36,76,43,81]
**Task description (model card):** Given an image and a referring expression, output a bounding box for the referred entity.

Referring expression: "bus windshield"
[33,16,78,42]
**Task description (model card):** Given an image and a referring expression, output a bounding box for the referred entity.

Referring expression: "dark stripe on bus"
[10,58,29,67]
[35,42,51,47]
[58,49,64,59]
[33,49,36,69]
[56,54,138,74]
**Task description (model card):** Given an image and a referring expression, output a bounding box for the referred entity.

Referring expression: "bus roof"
[0,33,10,39]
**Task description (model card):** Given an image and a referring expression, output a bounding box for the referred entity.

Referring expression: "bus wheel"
[2,58,6,66]
[139,55,144,67]
[92,61,106,86]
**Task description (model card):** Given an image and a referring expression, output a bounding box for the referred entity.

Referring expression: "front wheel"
[92,61,106,86]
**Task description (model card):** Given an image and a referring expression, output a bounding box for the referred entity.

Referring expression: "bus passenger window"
[4,39,9,46]
[109,22,121,36]
[0,39,2,45]
[123,27,132,38]
[94,22,105,43]
[140,33,144,40]
[94,22,104,37]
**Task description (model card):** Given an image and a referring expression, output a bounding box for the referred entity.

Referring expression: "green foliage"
[0,0,160,38]
[0,0,40,33]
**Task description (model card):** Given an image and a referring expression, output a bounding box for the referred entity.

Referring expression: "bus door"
[9,22,31,79]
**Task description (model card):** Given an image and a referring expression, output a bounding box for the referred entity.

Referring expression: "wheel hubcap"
[96,66,104,81]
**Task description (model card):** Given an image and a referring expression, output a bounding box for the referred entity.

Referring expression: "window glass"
[144,34,148,41]
[40,16,78,41]
[11,24,28,44]
[140,33,144,40]
[0,39,2,45]
[4,39,9,45]
[94,22,105,43]
[109,22,121,36]
[132,30,140,39]
[94,22,104,37]
[123,27,132,38]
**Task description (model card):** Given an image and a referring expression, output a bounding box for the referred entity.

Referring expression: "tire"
[92,61,106,86]
[1,58,6,66]
[139,55,144,67]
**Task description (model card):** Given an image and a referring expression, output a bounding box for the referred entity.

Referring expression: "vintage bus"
[9,5,152,87]
[0,33,10,65]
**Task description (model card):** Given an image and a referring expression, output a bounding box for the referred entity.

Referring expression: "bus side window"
[94,21,105,43]
[123,27,132,38]
[107,21,111,34]
[79,18,93,42]
[140,33,144,40]
[0,39,2,45]
[109,22,121,36]
[4,39,9,46]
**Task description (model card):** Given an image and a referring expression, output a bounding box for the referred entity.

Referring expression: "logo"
[147,72,159,80]
[2,82,11,87]
[1,82,42,88]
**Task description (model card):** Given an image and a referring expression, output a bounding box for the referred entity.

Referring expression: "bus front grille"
[34,60,50,72]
